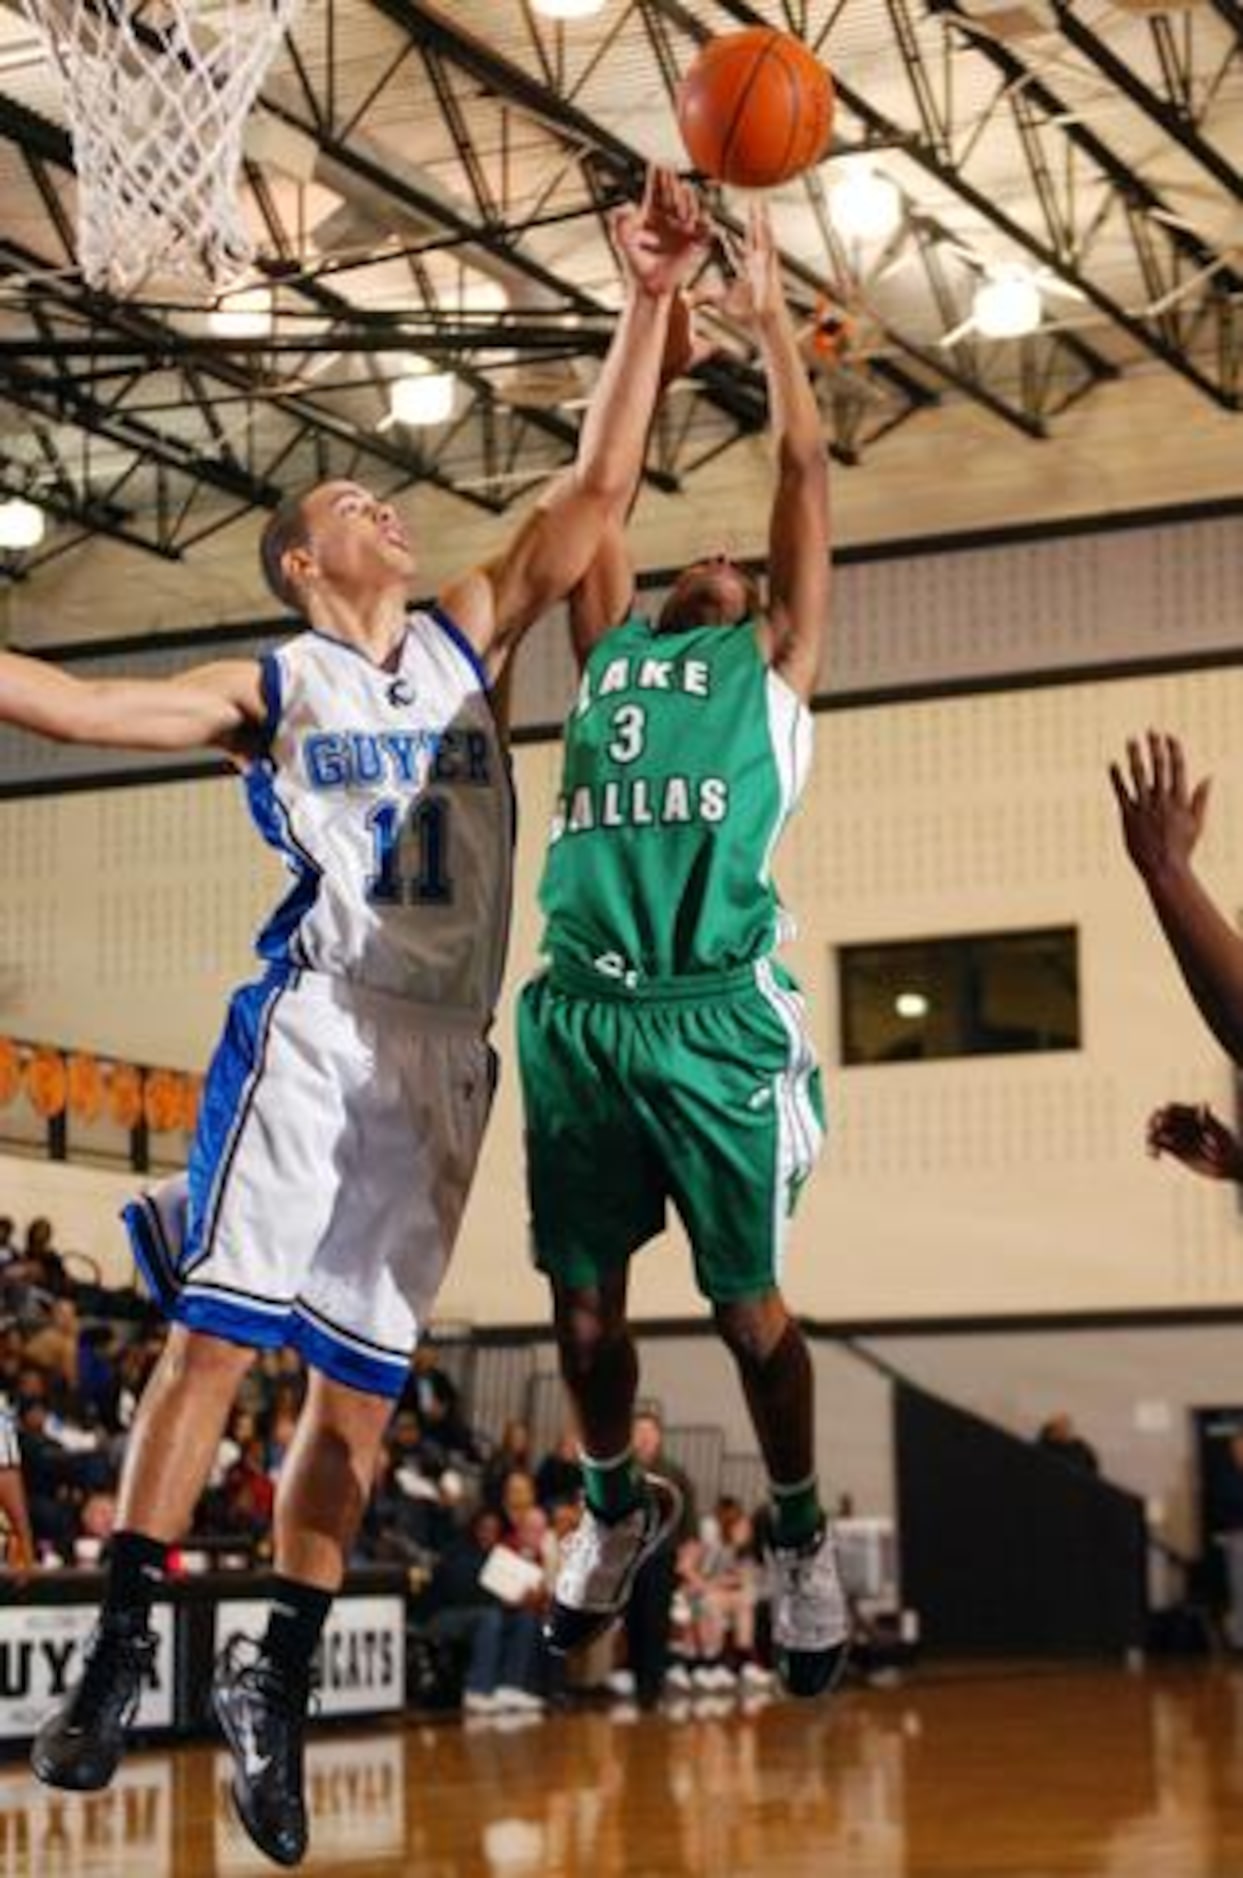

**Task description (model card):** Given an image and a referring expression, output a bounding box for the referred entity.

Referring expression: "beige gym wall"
[1,659,1241,1324]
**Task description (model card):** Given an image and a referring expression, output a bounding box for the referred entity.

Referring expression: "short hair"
[259,493,312,610]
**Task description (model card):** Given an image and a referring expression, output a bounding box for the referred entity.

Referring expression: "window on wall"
[837,926,1080,1066]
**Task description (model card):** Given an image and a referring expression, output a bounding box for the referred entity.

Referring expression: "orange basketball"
[676,28,834,189]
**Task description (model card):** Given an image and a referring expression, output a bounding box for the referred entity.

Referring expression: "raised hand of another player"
[612,166,710,299]
[659,291,716,385]
[1147,1102,1243,1183]
[1109,731,1211,885]
[695,201,787,335]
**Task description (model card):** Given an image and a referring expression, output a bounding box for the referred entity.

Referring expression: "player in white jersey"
[2,168,708,1866]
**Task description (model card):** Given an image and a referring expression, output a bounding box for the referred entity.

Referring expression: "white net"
[22,0,300,296]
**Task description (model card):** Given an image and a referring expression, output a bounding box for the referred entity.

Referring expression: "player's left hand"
[613,166,710,299]
[1146,1102,1243,1182]
[694,201,786,334]
[1109,731,1211,885]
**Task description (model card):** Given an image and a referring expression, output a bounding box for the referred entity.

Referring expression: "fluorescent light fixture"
[0,498,46,549]
[390,363,456,427]
[208,288,274,340]
[973,268,1042,338]
[895,991,929,1020]
[829,164,903,244]
[531,0,607,16]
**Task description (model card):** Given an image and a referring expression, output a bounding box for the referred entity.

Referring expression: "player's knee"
[554,1290,628,1384]
[714,1294,791,1371]
[162,1324,253,1392]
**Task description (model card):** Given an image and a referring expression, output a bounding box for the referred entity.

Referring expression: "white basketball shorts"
[124,965,495,1398]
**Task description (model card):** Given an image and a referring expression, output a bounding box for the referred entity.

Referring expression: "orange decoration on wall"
[67,1052,104,1124]
[0,1040,19,1108]
[25,1048,68,1119]
[144,1069,184,1134]
[107,1062,143,1132]
[178,1075,203,1134]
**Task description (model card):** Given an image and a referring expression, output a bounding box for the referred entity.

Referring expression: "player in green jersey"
[519,205,847,1698]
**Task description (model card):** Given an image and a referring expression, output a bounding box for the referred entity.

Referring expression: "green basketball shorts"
[517,956,825,1303]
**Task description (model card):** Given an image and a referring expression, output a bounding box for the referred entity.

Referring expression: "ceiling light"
[208,287,274,340]
[531,0,607,16]
[829,164,903,244]
[0,498,46,550]
[972,269,1042,339]
[895,991,929,1020]
[390,363,456,427]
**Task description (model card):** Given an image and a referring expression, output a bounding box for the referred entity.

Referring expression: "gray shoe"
[545,1474,683,1654]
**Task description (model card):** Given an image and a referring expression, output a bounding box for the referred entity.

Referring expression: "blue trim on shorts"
[122,1194,179,1313]
[290,1310,410,1399]
[184,967,294,1277]
[429,602,490,693]
[173,1288,292,1352]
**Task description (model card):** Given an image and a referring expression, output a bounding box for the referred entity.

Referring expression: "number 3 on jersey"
[607,704,646,765]
[366,797,452,905]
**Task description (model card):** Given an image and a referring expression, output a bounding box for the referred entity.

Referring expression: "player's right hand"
[613,165,709,299]
[1147,1102,1243,1182]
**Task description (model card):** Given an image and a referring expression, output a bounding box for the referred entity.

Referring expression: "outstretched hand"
[1109,731,1211,883]
[692,202,787,334]
[1147,1102,1243,1183]
[613,167,710,299]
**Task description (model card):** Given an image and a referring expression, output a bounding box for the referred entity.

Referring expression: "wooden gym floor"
[1,1662,1240,1876]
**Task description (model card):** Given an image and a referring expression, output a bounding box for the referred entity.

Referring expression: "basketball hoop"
[22,0,301,295]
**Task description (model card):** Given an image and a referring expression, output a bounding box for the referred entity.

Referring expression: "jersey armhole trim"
[429,602,492,694]
[257,650,283,748]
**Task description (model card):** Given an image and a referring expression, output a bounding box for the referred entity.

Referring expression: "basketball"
[676,28,834,189]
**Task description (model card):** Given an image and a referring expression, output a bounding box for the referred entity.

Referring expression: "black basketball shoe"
[30,1616,157,1791]
[213,1639,313,1869]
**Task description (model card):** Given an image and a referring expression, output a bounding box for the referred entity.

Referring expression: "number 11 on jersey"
[366,797,453,905]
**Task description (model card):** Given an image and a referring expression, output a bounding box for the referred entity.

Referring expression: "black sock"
[261,1576,333,1688]
[102,1530,168,1630]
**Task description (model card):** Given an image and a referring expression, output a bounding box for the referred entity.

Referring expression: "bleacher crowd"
[0,1212,780,1716]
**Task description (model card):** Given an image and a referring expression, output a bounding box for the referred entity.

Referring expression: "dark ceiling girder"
[1047,1,1243,208]
[387,0,1100,441]
[0,451,181,561]
[0,98,510,518]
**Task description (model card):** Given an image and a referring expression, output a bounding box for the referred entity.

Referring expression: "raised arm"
[0,648,266,757]
[750,209,829,703]
[1110,731,1243,1062]
[441,168,707,676]
[567,293,707,666]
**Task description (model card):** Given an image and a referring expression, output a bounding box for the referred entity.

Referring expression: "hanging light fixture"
[972,268,1042,338]
[208,286,274,340]
[828,163,903,244]
[0,498,46,550]
[390,360,456,427]
[531,0,607,17]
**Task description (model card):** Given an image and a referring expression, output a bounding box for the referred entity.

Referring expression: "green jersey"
[538,615,812,984]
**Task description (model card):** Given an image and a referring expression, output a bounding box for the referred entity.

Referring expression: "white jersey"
[249,608,514,1021]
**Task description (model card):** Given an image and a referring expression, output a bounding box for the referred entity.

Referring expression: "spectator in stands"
[17,1394,82,1561]
[623,1411,698,1709]
[410,1346,478,1461]
[17,1218,72,1298]
[0,1393,34,1580]
[675,1497,773,1693]
[221,1435,277,1542]
[77,1326,123,1432]
[1037,1413,1100,1476]
[24,1299,81,1396]
[482,1419,534,1512]
[535,1429,582,1512]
